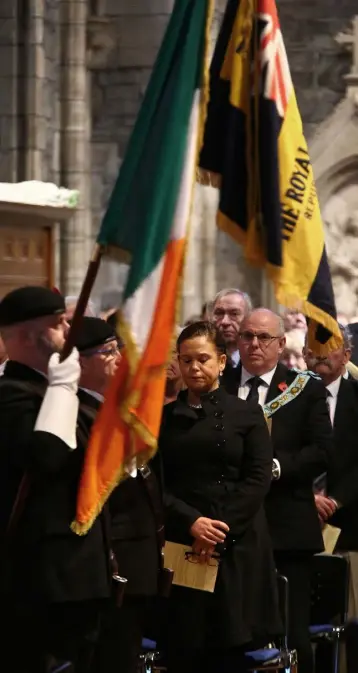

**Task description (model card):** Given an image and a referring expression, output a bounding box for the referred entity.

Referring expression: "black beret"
[0,286,66,327]
[75,317,117,353]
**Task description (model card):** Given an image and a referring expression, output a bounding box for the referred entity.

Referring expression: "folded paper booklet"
[322,524,341,554]
[164,541,220,593]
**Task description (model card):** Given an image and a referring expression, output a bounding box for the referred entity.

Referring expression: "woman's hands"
[190,516,229,545]
[190,517,229,563]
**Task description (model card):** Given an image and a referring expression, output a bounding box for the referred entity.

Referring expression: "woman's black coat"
[159,386,281,650]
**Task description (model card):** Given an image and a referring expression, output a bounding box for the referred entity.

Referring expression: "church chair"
[138,638,163,673]
[139,575,298,673]
[309,553,350,673]
[244,574,297,672]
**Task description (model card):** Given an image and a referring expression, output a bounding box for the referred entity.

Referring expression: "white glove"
[47,348,81,393]
[34,349,80,450]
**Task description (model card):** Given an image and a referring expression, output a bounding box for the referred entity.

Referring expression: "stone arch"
[308,96,358,317]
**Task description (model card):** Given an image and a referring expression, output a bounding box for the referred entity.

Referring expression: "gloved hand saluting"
[47,348,81,392]
[34,348,81,449]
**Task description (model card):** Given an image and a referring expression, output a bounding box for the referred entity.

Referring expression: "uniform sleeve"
[224,401,272,535]
[274,379,333,485]
[0,389,72,475]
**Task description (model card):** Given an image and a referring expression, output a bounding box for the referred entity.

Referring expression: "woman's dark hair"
[177,321,226,355]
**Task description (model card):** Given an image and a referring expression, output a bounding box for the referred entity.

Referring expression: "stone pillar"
[0,0,19,181]
[181,0,226,319]
[60,0,92,295]
[24,0,46,180]
[182,184,219,319]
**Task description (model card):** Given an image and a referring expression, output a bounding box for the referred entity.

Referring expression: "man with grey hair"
[211,288,252,367]
[223,307,333,673]
[305,324,358,673]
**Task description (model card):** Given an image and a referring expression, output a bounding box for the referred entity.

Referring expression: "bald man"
[222,308,333,673]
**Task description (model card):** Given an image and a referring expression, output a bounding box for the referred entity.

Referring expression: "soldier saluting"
[0,286,112,673]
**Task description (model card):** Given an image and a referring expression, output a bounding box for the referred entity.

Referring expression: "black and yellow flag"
[199,0,341,353]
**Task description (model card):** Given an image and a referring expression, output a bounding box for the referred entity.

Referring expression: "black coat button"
[209,395,218,404]
[214,411,224,419]
[215,423,224,431]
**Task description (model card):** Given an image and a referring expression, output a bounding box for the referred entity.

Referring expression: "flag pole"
[61,243,104,361]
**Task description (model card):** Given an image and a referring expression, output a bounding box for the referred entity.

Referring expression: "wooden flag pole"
[60,243,104,361]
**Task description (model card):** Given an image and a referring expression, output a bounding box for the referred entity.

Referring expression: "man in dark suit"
[74,317,161,673]
[222,308,333,673]
[0,287,112,673]
[305,325,358,673]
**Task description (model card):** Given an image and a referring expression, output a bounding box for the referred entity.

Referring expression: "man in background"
[228,308,332,673]
[305,325,358,673]
[74,317,161,673]
[211,288,252,367]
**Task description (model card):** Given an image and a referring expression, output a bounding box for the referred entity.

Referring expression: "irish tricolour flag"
[73,0,213,534]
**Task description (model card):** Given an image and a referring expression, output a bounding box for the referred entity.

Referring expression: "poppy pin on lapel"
[278,382,288,392]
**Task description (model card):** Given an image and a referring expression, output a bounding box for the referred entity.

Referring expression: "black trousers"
[93,595,150,673]
[274,552,314,673]
[3,598,104,673]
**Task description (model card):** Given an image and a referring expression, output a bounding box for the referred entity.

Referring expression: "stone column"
[182,184,219,319]
[0,0,19,181]
[181,0,227,319]
[24,0,46,180]
[60,0,92,295]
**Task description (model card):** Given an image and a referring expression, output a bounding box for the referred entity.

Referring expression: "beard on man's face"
[36,332,63,357]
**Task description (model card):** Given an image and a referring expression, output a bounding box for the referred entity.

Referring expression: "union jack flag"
[257,0,292,118]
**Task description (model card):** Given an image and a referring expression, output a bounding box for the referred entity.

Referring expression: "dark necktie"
[326,389,333,425]
[246,376,263,404]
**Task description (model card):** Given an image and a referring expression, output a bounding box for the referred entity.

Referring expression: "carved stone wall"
[279,0,357,140]
[308,12,358,318]
[0,1,358,311]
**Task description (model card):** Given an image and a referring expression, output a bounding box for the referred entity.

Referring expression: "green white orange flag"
[72,0,213,535]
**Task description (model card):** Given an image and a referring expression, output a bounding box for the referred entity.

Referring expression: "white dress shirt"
[238,365,278,407]
[238,365,280,479]
[230,349,240,368]
[325,375,342,426]
[0,359,8,376]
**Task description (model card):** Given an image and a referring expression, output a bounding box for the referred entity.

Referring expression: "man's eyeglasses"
[239,331,281,346]
[84,345,120,358]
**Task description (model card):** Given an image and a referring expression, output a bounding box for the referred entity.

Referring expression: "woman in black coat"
[159,321,281,673]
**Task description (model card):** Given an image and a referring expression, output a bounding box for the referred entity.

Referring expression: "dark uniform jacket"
[223,361,333,552]
[0,361,111,604]
[78,388,159,597]
[327,377,358,551]
[159,387,281,649]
